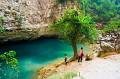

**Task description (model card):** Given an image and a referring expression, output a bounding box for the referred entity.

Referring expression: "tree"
[77,0,120,23]
[103,19,120,33]
[56,0,75,4]
[77,0,89,15]
[50,9,97,58]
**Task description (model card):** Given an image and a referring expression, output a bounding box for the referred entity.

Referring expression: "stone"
[0,0,77,43]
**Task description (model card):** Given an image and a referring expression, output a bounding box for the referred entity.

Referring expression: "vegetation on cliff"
[0,16,5,32]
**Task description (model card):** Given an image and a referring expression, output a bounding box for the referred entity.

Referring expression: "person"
[78,47,84,62]
[64,54,68,65]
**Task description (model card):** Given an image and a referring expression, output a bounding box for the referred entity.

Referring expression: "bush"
[0,51,19,79]
[0,26,5,32]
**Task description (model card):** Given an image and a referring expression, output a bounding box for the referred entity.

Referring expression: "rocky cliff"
[0,0,77,43]
[0,0,56,29]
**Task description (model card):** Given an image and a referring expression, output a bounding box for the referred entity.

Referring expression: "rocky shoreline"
[33,43,119,79]
[33,59,65,79]
[34,52,119,79]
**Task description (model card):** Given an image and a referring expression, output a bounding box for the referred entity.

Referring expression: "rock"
[0,0,78,43]
[85,54,93,61]
[116,44,120,53]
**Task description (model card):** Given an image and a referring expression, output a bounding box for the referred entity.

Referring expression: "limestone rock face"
[0,0,77,43]
[0,0,77,29]
[99,33,120,52]
[0,0,58,29]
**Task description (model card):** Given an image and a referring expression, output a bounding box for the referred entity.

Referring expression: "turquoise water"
[0,38,87,79]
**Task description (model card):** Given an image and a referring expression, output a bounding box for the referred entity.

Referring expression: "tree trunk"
[71,39,78,59]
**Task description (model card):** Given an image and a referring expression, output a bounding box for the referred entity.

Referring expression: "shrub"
[0,51,19,79]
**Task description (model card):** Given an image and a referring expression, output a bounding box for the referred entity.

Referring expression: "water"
[0,38,87,79]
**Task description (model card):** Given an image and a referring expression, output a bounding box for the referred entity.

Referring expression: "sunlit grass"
[47,71,77,79]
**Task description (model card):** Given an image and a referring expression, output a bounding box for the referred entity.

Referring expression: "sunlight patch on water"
[20,59,43,71]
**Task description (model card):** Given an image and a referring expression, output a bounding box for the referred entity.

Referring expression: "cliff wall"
[0,0,77,43]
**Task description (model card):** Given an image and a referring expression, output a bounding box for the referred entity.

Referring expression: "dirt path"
[56,54,120,79]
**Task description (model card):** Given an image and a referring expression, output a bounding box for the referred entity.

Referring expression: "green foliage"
[0,26,5,33]
[77,0,120,22]
[56,0,75,4]
[0,51,19,79]
[56,0,67,4]
[0,16,5,32]
[103,19,120,33]
[0,50,18,69]
[78,0,89,15]
[50,8,97,57]
[50,9,97,43]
